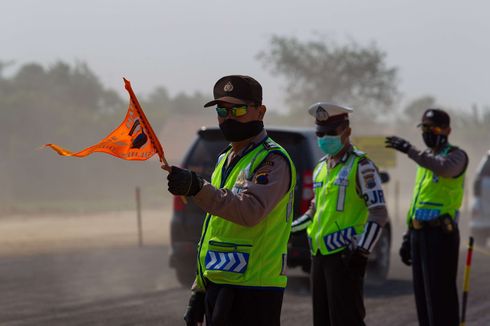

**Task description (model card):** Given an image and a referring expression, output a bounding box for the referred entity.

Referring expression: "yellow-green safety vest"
[307,149,368,255]
[407,144,466,225]
[196,137,296,289]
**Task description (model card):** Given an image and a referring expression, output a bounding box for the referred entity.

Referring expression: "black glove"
[167,166,204,196]
[399,230,412,266]
[385,136,412,154]
[342,248,369,278]
[183,291,205,326]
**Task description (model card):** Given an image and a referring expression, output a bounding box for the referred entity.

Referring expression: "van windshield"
[185,134,228,180]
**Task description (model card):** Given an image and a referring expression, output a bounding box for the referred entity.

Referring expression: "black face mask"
[422,132,447,148]
[219,119,264,142]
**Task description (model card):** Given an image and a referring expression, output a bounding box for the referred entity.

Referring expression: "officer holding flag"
[164,75,296,326]
[292,103,388,326]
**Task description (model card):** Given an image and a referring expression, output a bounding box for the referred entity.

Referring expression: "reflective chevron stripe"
[205,250,249,273]
[323,227,356,251]
[357,221,382,253]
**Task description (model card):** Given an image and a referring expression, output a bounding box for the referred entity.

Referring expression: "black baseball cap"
[418,108,451,127]
[204,75,262,107]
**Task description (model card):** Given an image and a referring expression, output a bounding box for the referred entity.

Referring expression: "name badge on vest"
[232,170,247,195]
[334,168,349,187]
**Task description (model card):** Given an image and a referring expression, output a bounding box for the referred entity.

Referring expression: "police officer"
[292,103,388,326]
[164,75,296,326]
[385,108,468,326]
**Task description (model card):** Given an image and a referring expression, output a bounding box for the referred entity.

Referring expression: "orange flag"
[45,78,167,164]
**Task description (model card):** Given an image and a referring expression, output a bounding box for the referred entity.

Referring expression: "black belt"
[411,214,455,233]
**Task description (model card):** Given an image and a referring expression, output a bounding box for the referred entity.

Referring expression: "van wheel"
[366,227,391,286]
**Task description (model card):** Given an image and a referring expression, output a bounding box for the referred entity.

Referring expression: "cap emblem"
[316,106,330,121]
[426,110,434,118]
[224,82,234,92]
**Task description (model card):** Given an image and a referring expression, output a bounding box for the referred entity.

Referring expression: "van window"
[474,154,490,196]
[478,155,490,177]
[185,137,228,179]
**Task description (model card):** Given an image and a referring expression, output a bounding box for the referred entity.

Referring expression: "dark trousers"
[311,252,366,326]
[204,281,284,326]
[411,225,460,326]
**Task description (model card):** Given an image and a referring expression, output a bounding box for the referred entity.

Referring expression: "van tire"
[366,225,391,286]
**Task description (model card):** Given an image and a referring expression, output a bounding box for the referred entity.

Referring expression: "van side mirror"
[379,171,390,184]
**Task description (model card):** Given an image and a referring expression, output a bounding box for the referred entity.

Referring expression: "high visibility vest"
[307,149,368,255]
[407,144,466,224]
[196,137,296,289]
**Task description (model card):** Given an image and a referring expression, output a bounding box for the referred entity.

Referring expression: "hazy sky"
[2,0,490,113]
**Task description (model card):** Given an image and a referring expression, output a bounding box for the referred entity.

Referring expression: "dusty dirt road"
[0,210,489,325]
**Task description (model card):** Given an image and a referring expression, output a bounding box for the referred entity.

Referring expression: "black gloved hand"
[342,248,369,278]
[399,230,412,266]
[184,291,205,326]
[385,136,412,154]
[167,166,204,196]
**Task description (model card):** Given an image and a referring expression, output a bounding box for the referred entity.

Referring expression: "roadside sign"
[352,136,396,168]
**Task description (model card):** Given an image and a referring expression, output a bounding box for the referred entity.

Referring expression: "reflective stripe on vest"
[323,226,356,251]
[205,251,249,273]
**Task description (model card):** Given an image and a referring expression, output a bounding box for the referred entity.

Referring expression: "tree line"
[1,35,488,214]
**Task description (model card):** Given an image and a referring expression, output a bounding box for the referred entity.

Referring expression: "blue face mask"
[317,135,344,155]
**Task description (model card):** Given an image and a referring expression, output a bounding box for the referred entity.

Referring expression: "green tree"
[258,35,399,121]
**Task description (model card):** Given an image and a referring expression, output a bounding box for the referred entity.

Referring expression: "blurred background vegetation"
[1,34,488,215]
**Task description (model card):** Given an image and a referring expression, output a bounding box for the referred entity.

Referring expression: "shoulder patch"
[363,173,377,189]
[255,172,269,185]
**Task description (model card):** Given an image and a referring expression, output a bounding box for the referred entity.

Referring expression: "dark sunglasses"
[419,124,443,134]
[216,105,250,118]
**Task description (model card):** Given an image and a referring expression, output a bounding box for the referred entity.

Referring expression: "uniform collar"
[327,144,353,168]
[229,129,268,160]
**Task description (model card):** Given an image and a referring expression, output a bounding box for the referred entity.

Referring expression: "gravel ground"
[0,245,489,325]
[0,211,489,325]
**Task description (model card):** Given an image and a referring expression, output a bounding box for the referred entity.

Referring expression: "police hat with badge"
[308,102,353,134]
[308,102,353,156]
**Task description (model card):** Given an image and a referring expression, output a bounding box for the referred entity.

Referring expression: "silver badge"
[316,106,329,121]
[224,82,234,92]
[426,110,434,118]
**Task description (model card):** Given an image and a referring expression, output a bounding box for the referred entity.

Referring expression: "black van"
[169,126,391,286]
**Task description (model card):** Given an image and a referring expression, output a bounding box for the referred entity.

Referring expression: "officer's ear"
[343,126,351,140]
[257,105,266,120]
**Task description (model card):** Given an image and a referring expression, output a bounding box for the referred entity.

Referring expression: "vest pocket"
[204,240,253,280]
